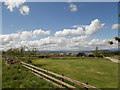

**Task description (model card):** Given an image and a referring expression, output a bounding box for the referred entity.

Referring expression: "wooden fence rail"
[23,64,76,88]
[21,61,100,90]
[30,71,64,88]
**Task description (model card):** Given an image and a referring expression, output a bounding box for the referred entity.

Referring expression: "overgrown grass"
[32,57,118,88]
[2,59,57,88]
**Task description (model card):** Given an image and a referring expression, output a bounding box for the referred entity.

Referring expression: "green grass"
[110,55,120,60]
[0,58,2,89]
[32,57,118,88]
[2,59,57,88]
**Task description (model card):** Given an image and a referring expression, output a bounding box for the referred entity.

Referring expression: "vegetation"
[100,51,120,57]
[93,46,102,57]
[109,55,120,60]
[2,48,119,88]
[31,58,118,88]
[119,13,120,17]
[2,59,57,88]
[108,41,114,45]
[108,37,120,45]
[114,37,120,42]
[0,58,2,89]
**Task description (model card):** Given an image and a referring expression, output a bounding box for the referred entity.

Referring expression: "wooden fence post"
[61,74,64,86]
[61,74,64,81]
[85,83,88,90]
[44,68,45,73]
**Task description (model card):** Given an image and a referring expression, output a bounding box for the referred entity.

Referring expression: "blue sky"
[1,2,119,51]
[3,2,118,38]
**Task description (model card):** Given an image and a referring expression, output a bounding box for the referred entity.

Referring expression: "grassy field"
[2,59,57,88]
[32,57,118,88]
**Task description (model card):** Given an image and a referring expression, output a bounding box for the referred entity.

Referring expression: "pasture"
[32,57,118,88]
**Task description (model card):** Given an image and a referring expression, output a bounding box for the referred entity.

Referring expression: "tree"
[114,37,120,42]
[108,37,120,45]
[108,41,113,45]
[119,13,120,17]
[93,46,100,57]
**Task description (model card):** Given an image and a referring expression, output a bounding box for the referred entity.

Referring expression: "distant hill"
[37,49,118,54]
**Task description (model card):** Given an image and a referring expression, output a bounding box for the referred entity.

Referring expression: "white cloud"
[112,24,120,29]
[1,0,26,11]
[55,19,105,36]
[1,34,118,51]
[87,38,118,50]
[88,39,109,46]
[85,19,105,34]
[69,3,77,12]
[19,5,29,15]
[1,0,30,15]
[0,35,89,51]
[55,28,84,36]
[67,0,72,3]
[0,29,50,45]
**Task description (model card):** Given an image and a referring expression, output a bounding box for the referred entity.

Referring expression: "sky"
[0,1,119,51]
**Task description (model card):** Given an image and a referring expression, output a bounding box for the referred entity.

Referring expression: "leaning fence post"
[85,83,88,90]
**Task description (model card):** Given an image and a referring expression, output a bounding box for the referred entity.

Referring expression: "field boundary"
[22,64,75,88]
[21,61,100,89]
[30,71,64,88]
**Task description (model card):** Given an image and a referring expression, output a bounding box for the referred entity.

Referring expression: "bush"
[93,51,100,57]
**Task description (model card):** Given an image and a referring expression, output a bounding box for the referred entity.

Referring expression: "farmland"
[31,57,118,88]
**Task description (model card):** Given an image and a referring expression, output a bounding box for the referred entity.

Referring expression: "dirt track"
[104,57,120,63]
